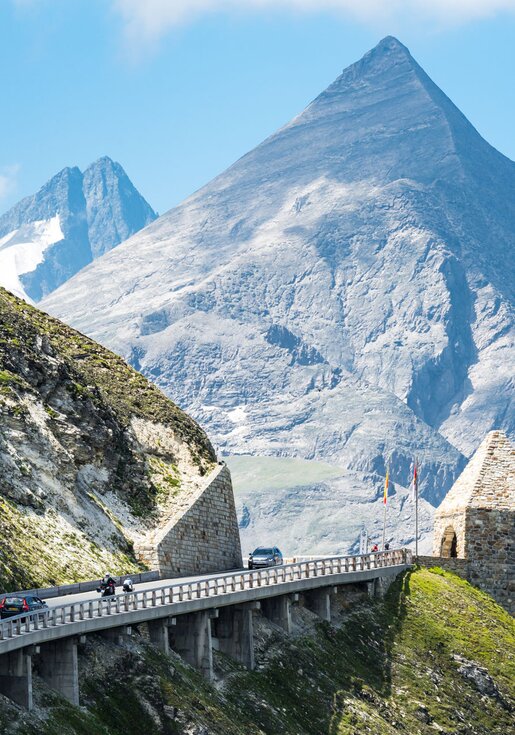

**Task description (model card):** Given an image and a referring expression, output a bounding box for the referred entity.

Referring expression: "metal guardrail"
[0,549,411,646]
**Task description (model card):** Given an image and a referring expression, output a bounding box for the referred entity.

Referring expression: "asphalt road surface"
[43,567,248,610]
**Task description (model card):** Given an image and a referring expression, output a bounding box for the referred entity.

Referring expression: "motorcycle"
[97,581,116,597]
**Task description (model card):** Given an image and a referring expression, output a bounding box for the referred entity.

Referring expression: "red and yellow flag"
[383,468,389,504]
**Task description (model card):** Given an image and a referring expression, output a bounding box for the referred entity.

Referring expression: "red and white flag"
[411,461,418,501]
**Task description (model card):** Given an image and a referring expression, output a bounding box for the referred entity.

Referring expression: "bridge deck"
[0,549,411,655]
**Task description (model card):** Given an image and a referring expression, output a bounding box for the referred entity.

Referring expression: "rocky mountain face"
[42,37,514,553]
[3,568,514,734]
[0,157,156,302]
[0,288,214,591]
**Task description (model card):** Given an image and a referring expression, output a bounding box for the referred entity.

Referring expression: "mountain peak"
[85,155,116,172]
[0,156,157,301]
[369,35,411,58]
[332,35,418,89]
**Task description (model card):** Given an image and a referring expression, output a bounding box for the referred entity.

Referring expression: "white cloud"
[0,165,20,202]
[113,0,515,47]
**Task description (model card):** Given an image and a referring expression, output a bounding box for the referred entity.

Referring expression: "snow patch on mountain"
[0,216,63,302]
[0,158,156,302]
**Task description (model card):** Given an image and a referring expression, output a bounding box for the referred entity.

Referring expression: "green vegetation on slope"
[226,454,344,492]
[0,498,143,591]
[3,569,513,734]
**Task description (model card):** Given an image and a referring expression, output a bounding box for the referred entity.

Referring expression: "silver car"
[248,546,283,570]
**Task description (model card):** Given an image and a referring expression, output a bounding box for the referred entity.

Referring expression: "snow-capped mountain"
[0,157,156,302]
[42,37,514,551]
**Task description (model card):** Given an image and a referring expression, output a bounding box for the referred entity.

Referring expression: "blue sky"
[1,0,515,215]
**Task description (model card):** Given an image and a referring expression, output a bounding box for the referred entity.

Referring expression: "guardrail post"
[38,637,79,706]
[0,649,33,710]
[170,612,213,681]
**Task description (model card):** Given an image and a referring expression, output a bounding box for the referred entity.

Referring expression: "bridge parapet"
[0,549,411,710]
[0,548,411,653]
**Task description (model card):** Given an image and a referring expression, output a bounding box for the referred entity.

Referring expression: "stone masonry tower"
[433,431,514,614]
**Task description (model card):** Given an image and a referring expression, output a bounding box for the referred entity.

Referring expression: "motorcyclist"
[98,573,116,596]
[122,577,134,593]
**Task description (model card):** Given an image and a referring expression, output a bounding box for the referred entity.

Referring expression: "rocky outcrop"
[0,287,217,591]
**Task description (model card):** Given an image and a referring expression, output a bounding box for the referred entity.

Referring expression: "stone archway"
[440,525,458,558]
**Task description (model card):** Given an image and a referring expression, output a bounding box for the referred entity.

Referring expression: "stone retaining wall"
[466,509,514,615]
[136,464,242,578]
[417,556,470,580]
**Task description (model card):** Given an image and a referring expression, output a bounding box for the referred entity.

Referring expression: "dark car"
[248,546,283,570]
[0,595,49,619]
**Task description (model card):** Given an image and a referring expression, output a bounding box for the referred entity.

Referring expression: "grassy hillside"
[3,568,513,734]
[0,288,216,590]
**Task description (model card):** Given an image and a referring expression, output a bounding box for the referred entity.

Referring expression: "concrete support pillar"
[261,594,292,633]
[170,612,213,681]
[373,576,392,599]
[304,588,331,622]
[39,638,79,705]
[99,626,132,646]
[215,603,256,670]
[0,649,33,710]
[148,619,169,656]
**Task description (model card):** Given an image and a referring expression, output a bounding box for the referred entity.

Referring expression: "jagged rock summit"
[0,157,156,302]
[42,37,514,552]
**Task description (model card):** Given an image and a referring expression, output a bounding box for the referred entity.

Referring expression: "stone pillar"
[261,594,293,633]
[39,638,79,705]
[0,649,33,710]
[148,619,170,656]
[304,588,331,622]
[215,603,256,670]
[170,612,213,681]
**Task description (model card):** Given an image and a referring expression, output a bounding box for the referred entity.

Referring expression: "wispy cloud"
[0,164,21,203]
[113,0,515,48]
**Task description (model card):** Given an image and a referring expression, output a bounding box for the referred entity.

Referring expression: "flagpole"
[415,457,419,560]
[382,465,389,551]
[382,500,387,551]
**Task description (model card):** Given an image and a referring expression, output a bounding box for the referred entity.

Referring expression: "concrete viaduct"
[0,548,412,710]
